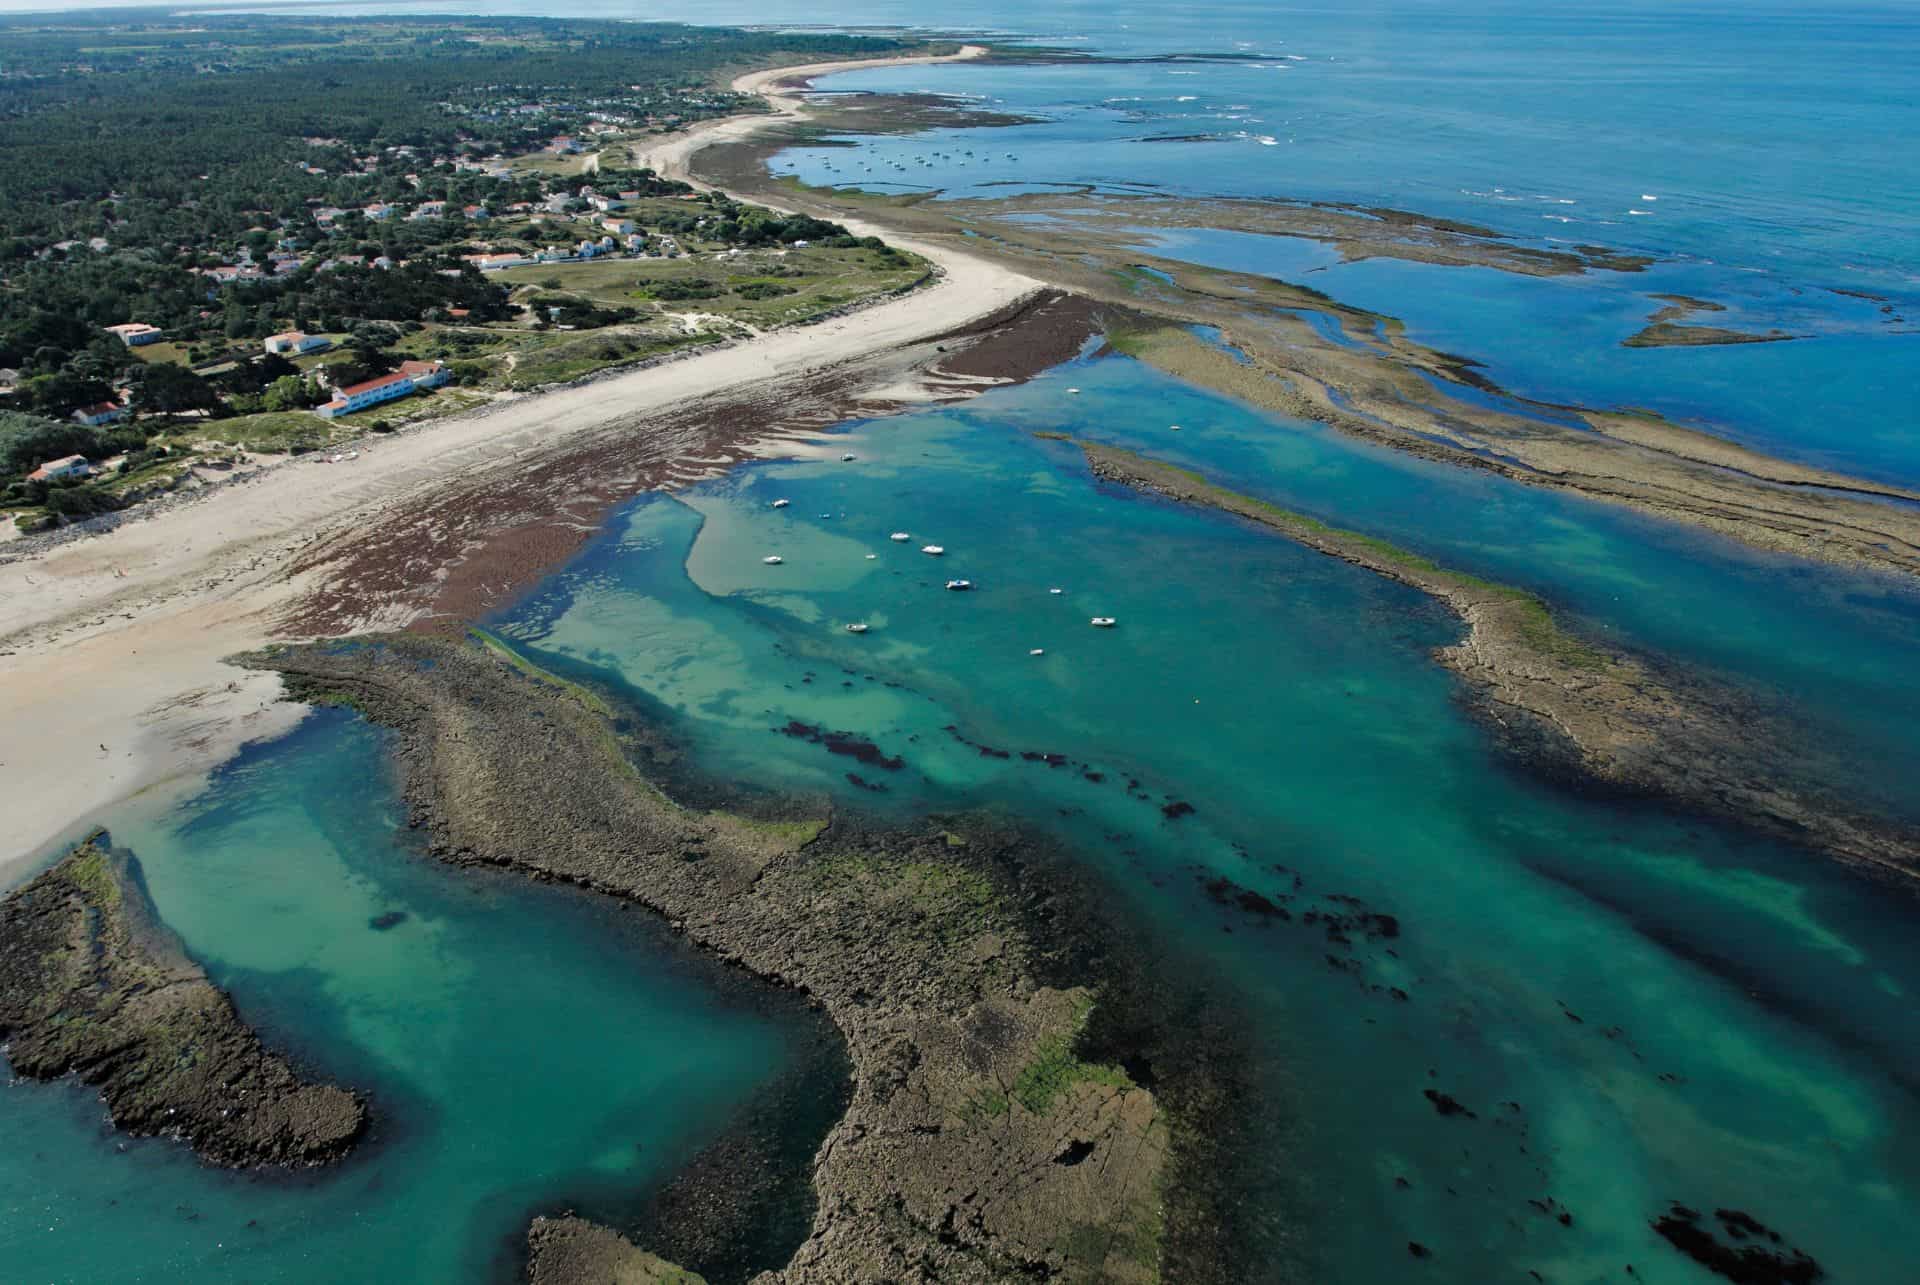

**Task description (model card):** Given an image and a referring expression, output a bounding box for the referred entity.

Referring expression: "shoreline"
[676,86,1920,582]
[0,44,1035,884]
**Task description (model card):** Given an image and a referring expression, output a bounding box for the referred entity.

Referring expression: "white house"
[600,217,635,235]
[104,323,163,347]
[29,454,94,481]
[363,202,394,221]
[70,404,125,428]
[468,252,535,271]
[314,360,450,419]
[264,331,331,356]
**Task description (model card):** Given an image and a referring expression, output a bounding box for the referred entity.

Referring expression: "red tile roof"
[333,370,413,399]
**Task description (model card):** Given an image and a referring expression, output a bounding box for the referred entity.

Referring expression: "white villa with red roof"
[314,360,449,419]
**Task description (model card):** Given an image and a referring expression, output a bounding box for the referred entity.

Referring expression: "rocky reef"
[528,1216,712,1285]
[1076,440,1920,885]
[243,635,1176,1283]
[0,837,366,1167]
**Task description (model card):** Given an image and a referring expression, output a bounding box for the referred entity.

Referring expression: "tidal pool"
[0,711,831,1284]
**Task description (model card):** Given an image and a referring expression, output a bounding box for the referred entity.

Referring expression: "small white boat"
[1067,387,1082,395]
[771,498,790,508]
[845,623,870,634]
[890,532,912,542]
[1090,616,1116,627]
[819,512,832,519]
[1169,424,1181,432]
[921,545,945,556]
[840,452,857,462]
[946,579,973,591]
[865,553,877,560]
[1030,648,1045,656]
[1049,588,1064,595]
[763,555,784,565]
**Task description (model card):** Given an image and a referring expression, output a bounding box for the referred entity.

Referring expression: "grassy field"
[495,240,928,330]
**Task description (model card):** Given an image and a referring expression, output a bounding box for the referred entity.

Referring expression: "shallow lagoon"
[496,359,1920,1281]
[1,712,822,1284]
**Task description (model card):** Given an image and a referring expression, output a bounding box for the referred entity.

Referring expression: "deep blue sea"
[8,2,1920,1281]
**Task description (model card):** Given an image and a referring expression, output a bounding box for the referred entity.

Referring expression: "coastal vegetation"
[0,14,939,532]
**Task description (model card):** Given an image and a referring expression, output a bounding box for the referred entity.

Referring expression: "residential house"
[264,331,332,356]
[104,322,163,346]
[467,252,536,271]
[463,204,491,220]
[588,195,624,212]
[409,200,447,221]
[314,360,450,420]
[362,202,394,221]
[29,454,94,481]
[600,217,635,235]
[71,403,125,427]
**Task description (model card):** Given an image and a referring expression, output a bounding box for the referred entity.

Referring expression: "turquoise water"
[492,363,1920,1280]
[1113,226,1920,486]
[9,3,1920,1280]
[1,711,825,1284]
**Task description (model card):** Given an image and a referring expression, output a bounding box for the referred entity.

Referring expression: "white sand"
[0,45,1034,884]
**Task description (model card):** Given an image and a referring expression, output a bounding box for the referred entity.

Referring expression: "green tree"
[134,361,221,416]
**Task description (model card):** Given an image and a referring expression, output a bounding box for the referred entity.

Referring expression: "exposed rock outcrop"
[1077,440,1920,885]
[0,838,366,1167]
[244,636,1170,1283]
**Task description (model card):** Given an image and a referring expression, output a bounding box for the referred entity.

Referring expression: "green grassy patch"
[1011,998,1135,1116]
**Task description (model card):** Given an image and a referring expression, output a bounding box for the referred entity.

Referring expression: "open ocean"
[7,3,1919,1280]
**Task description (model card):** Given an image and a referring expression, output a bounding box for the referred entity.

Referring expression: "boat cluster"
[757,508,1117,646]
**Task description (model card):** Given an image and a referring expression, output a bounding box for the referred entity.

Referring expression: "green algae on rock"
[0,837,366,1167]
[241,634,1172,1283]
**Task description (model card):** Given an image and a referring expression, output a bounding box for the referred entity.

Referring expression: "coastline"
[675,88,1920,582]
[0,45,1035,884]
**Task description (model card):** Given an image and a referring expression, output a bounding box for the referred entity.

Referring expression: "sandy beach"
[0,44,1033,885]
